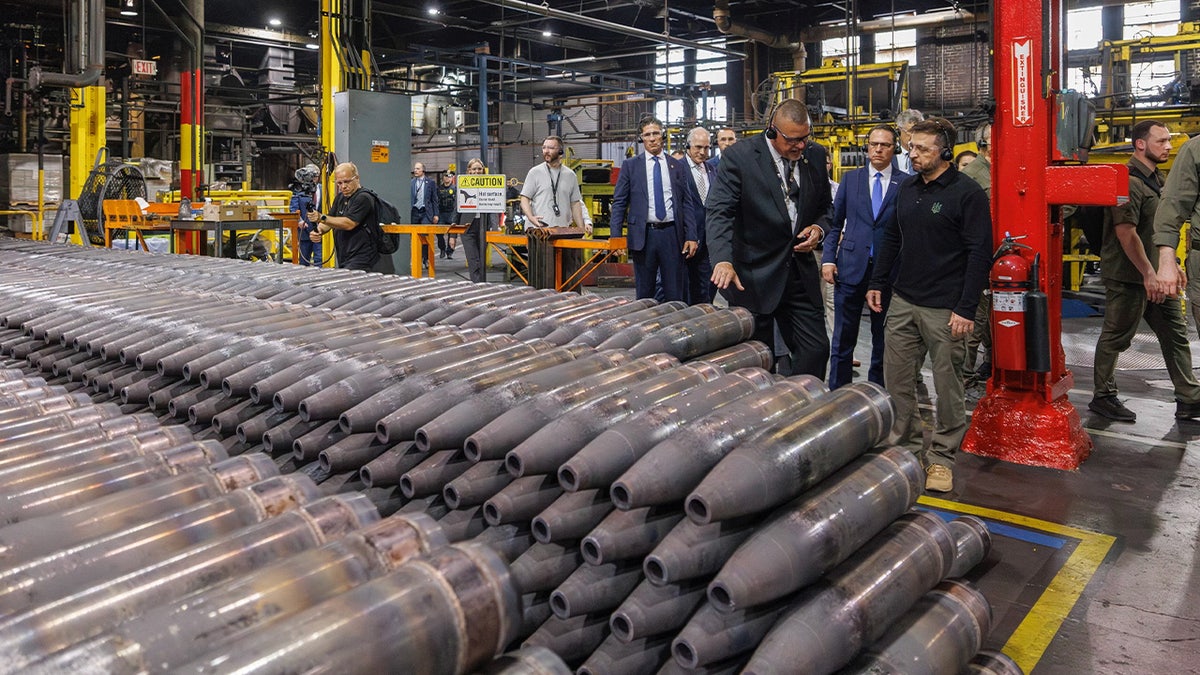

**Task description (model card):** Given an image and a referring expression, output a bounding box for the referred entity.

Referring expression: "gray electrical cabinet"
[334,90,412,272]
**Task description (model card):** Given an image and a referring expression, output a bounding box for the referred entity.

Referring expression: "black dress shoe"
[1088,396,1136,422]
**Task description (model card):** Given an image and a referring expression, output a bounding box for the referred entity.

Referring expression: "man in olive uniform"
[1090,120,1200,422]
[959,123,993,393]
[1154,126,1200,336]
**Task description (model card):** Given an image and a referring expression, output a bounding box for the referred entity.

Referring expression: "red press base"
[963,387,1092,470]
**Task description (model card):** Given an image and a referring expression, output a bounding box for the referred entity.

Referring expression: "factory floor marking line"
[918,496,1117,674]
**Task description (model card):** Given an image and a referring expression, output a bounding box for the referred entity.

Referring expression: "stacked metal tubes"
[0,240,1020,674]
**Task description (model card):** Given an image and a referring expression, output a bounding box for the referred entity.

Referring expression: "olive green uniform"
[959,155,992,382]
[1152,133,1200,332]
[1095,157,1200,403]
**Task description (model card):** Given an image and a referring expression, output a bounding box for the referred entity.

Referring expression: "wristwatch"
[319,214,327,222]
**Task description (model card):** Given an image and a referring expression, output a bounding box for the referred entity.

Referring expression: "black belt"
[648,221,675,229]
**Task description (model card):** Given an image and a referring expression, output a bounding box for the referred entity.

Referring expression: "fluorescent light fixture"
[119,0,138,16]
[541,26,553,37]
[305,43,319,50]
[268,17,282,27]
[428,7,440,15]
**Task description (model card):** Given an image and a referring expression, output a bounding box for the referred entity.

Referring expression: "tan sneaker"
[925,464,953,493]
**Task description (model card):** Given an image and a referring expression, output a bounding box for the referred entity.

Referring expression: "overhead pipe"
[799,9,982,43]
[712,0,806,72]
[28,0,104,89]
[473,0,744,58]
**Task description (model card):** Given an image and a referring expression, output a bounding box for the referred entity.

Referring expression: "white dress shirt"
[644,151,675,223]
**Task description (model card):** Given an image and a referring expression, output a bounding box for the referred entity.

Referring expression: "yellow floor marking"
[919,496,1117,674]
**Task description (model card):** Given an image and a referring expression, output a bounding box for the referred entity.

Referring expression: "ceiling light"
[119,0,139,16]
[428,7,440,15]
[268,17,282,27]
[541,26,553,37]
[305,43,319,50]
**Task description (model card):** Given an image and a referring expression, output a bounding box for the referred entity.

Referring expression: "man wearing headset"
[822,125,908,389]
[866,117,991,493]
[611,117,700,302]
[520,135,585,231]
[683,126,716,304]
[707,99,832,378]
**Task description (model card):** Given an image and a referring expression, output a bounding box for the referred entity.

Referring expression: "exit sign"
[132,59,157,76]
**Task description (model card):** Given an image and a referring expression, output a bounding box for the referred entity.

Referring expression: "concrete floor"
[956,317,1200,675]
[421,258,1200,674]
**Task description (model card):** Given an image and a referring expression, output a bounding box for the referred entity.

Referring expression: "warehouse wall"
[911,23,992,113]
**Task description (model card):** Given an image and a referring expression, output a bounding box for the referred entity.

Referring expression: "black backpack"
[359,188,400,255]
[1068,165,1161,254]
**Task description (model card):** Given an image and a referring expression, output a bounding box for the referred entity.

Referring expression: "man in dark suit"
[708,127,737,170]
[410,162,438,225]
[822,125,907,388]
[683,126,716,304]
[707,99,833,378]
[411,161,439,266]
[611,116,700,302]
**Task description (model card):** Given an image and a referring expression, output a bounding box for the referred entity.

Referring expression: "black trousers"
[747,255,829,379]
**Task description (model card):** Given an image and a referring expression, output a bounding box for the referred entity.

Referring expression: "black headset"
[931,118,956,162]
[763,100,781,140]
[636,115,662,145]
[869,124,901,154]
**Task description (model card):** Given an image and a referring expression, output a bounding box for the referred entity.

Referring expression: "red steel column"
[962,0,1125,469]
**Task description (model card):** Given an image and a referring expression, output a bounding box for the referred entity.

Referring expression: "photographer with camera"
[289,164,322,266]
[306,162,381,271]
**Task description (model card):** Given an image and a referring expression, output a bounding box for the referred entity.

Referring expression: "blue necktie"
[871,172,883,219]
[652,156,666,221]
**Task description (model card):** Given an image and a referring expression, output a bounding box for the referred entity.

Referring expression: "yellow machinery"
[759,60,912,182]
[571,158,616,240]
[1092,22,1200,143]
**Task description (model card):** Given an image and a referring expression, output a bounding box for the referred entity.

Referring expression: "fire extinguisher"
[990,235,1033,372]
[989,234,1051,373]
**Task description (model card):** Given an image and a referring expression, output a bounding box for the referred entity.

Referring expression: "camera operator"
[289,164,322,266]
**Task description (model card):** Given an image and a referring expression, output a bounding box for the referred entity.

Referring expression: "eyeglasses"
[866,141,894,149]
[907,143,941,155]
[774,128,810,147]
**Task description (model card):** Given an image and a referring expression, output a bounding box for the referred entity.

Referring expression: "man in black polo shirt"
[867,117,991,493]
[308,161,380,271]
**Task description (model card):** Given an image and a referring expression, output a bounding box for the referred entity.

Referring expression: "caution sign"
[371,140,389,163]
[457,174,506,213]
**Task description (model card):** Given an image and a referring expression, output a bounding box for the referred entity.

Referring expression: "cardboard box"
[201,202,257,221]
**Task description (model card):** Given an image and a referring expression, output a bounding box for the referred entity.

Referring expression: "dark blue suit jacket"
[410,176,438,212]
[822,165,906,286]
[611,152,700,252]
[685,159,717,247]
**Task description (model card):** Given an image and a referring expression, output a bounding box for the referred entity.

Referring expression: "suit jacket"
[706,134,832,313]
[410,176,437,211]
[611,152,700,252]
[822,165,907,285]
[685,158,717,248]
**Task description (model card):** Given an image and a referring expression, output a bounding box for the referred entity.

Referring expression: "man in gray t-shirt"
[520,135,584,230]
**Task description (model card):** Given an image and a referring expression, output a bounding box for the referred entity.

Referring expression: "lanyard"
[547,164,563,217]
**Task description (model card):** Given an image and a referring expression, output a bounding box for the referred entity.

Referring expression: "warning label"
[457,174,506,213]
